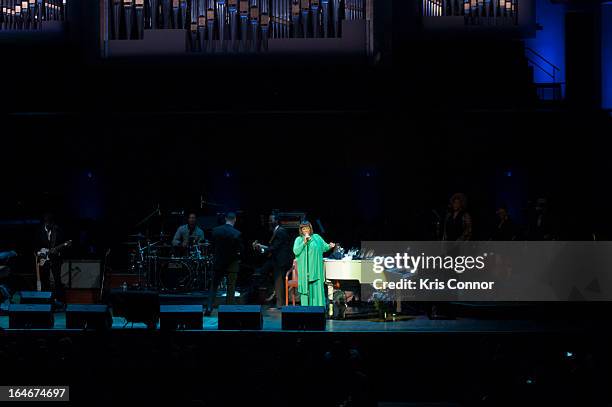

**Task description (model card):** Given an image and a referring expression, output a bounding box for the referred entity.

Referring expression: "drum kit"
[124,233,214,293]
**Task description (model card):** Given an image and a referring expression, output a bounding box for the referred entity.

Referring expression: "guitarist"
[253,213,294,309]
[36,213,66,304]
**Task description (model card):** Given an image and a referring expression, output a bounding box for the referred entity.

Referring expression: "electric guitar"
[35,240,72,291]
[251,240,270,256]
[37,240,72,267]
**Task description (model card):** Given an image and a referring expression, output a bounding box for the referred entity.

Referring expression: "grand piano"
[324,258,379,284]
[324,258,414,311]
[324,258,390,303]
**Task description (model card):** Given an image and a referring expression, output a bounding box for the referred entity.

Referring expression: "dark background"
[1,2,612,405]
[1,110,610,270]
[1,0,610,270]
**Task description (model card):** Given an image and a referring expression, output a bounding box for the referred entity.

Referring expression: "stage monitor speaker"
[8,304,54,328]
[110,289,159,328]
[19,291,53,304]
[160,305,203,330]
[66,304,112,330]
[61,260,102,288]
[281,306,326,330]
[217,305,263,330]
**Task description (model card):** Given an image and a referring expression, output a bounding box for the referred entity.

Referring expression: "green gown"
[293,234,330,307]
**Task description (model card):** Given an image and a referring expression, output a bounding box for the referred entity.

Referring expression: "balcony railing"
[422,0,518,25]
[101,0,374,57]
[0,0,66,31]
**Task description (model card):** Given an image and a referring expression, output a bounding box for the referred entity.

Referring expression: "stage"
[0,305,599,334]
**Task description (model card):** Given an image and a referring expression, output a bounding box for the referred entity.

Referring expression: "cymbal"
[128,233,146,239]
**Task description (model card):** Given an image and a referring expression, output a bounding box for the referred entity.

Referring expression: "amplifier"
[61,260,102,289]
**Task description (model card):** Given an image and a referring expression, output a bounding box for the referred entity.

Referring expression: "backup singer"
[443,193,473,241]
[292,221,335,307]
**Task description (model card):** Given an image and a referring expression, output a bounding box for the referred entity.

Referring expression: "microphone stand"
[305,236,309,305]
[135,205,161,228]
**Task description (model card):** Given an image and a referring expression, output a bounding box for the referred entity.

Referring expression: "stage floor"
[0,307,591,333]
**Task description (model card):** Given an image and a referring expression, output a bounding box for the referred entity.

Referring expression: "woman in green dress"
[292,221,335,306]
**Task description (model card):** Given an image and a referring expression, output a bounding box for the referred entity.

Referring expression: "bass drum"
[157,258,195,292]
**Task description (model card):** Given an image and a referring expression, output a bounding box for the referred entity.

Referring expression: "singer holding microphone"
[292,221,335,306]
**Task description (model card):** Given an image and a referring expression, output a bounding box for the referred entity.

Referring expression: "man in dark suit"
[206,212,242,316]
[253,213,294,308]
[36,213,66,303]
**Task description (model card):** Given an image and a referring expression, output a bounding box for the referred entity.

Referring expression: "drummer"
[172,212,205,254]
